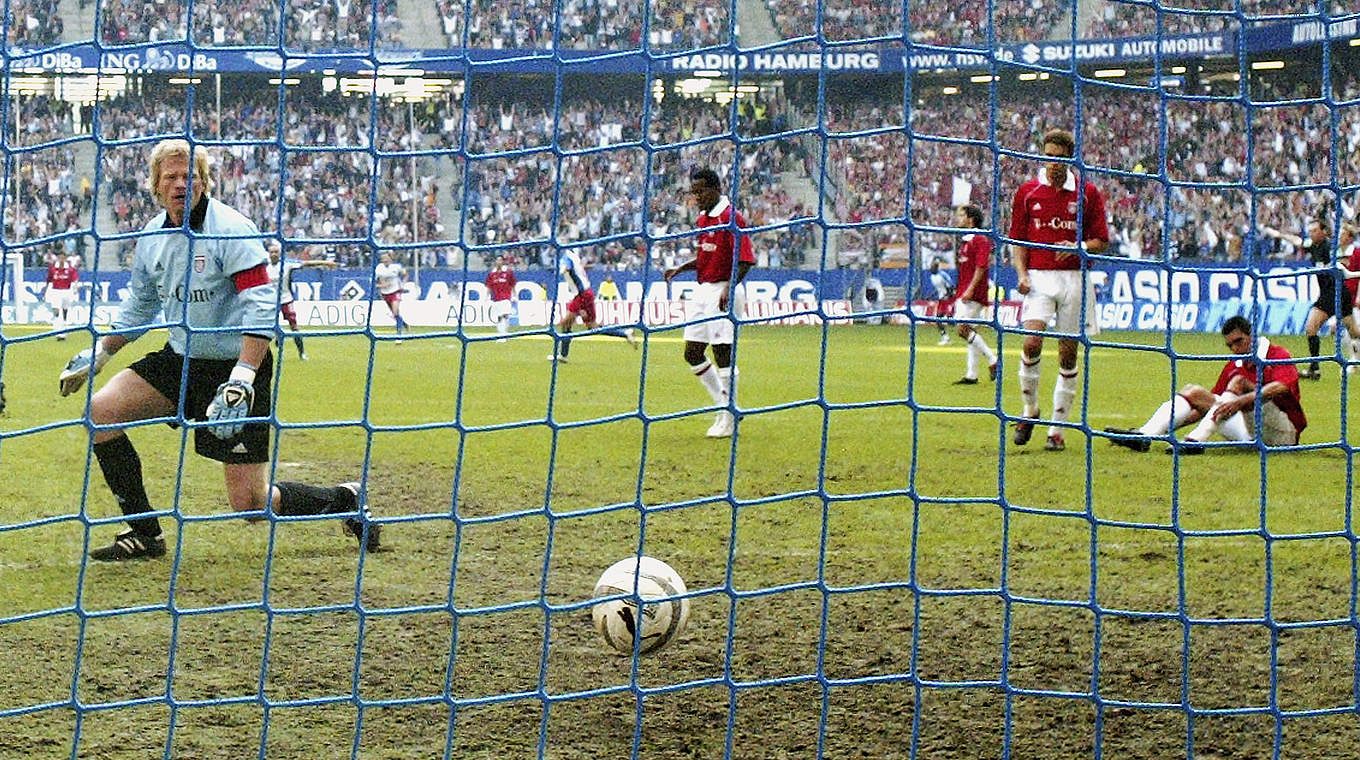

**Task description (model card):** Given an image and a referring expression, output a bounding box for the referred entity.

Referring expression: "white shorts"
[45,287,75,311]
[683,282,744,345]
[489,299,513,320]
[1256,401,1300,447]
[1020,269,1098,337]
[1215,393,1299,446]
[952,299,990,322]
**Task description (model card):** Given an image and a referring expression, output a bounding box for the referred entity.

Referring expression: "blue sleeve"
[227,235,277,336]
[112,241,161,341]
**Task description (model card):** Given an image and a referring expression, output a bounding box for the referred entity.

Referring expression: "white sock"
[497,317,509,335]
[967,331,996,364]
[1185,392,1240,442]
[716,365,732,403]
[1138,395,1195,436]
[1049,369,1078,437]
[1018,356,1041,417]
[692,361,726,405]
[1185,412,1218,443]
[1206,392,1250,441]
[964,340,979,379]
[1216,410,1250,441]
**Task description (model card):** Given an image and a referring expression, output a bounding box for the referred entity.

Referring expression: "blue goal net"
[0,0,1358,758]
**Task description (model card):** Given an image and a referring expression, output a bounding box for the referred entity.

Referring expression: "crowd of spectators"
[8,0,63,46]
[434,0,731,51]
[5,97,93,269]
[821,71,1360,267]
[99,0,402,48]
[22,0,1352,53]
[764,0,1068,46]
[449,91,814,272]
[5,69,1358,276]
[94,87,444,268]
[1086,0,1350,40]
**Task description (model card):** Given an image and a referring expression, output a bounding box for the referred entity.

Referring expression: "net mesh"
[0,0,1358,758]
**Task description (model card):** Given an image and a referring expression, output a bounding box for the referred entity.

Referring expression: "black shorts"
[128,343,274,464]
[1313,274,1342,317]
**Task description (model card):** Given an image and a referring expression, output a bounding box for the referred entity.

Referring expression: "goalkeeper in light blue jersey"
[57,138,381,562]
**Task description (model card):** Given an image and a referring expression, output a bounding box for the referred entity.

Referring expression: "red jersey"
[1343,243,1360,306]
[955,233,992,306]
[1211,341,1306,435]
[485,267,516,302]
[695,196,755,284]
[47,261,79,290]
[1008,170,1110,271]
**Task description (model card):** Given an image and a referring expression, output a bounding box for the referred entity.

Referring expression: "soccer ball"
[591,556,690,655]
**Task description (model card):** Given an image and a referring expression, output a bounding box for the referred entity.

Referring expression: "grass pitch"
[1,321,1358,759]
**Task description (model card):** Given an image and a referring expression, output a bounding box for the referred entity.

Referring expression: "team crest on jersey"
[1067,202,1077,214]
[194,253,207,273]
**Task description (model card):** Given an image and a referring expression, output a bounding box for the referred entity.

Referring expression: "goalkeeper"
[58,139,380,562]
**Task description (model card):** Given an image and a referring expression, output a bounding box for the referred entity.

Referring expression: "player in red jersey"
[664,167,755,439]
[1105,316,1306,454]
[485,255,517,341]
[1342,223,1360,371]
[44,251,81,339]
[1009,128,1110,451]
[949,204,998,385]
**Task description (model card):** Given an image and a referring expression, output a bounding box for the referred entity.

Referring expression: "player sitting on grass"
[1105,315,1306,455]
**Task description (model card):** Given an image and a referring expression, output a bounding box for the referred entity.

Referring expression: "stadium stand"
[763,0,1068,45]
[7,0,64,45]
[824,71,1359,266]
[433,0,733,50]
[1085,0,1349,40]
[98,0,403,48]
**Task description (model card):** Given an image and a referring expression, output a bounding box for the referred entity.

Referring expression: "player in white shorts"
[949,204,998,385]
[44,251,80,338]
[664,168,756,439]
[1008,127,1110,451]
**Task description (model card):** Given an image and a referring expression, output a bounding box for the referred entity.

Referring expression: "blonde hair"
[147,139,212,205]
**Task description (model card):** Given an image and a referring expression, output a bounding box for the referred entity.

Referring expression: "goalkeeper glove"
[59,345,110,397]
[205,380,255,439]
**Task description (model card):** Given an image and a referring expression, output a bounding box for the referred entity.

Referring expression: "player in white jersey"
[548,249,635,362]
[927,258,954,345]
[56,139,379,562]
[268,244,337,360]
[374,252,408,341]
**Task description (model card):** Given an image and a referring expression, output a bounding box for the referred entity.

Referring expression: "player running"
[374,252,408,341]
[548,249,636,362]
[267,243,337,360]
[485,255,517,341]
